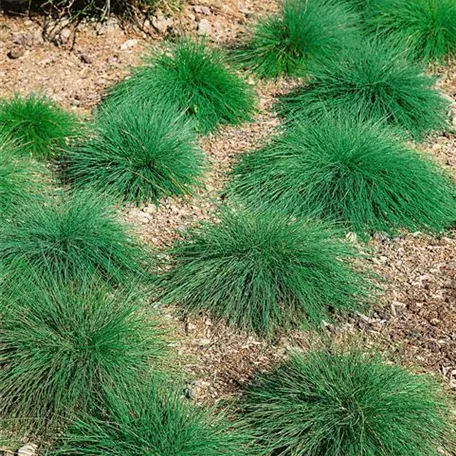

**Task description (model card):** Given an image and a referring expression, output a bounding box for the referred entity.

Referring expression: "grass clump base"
[50,380,253,456]
[0,94,79,159]
[107,37,255,134]
[231,117,456,237]
[0,191,146,286]
[66,101,204,206]
[240,348,454,456]
[0,279,166,435]
[366,0,456,63]
[156,210,371,338]
[236,0,362,79]
[281,40,449,138]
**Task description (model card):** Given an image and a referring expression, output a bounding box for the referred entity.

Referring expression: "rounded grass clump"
[230,117,456,237]
[156,210,372,338]
[66,101,204,206]
[240,348,454,456]
[0,191,147,286]
[50,381,253,456]
[280,41,450,138]
[0,279,167,434]
[0,94,79,159]
[0,145,49,219]
[366,0,456,63]
[235,0,362,79]
[107,37,255,134]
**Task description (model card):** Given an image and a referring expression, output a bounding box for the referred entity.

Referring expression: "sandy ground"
[0,0,455,408]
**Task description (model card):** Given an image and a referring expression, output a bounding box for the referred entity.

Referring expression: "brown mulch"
[0,0,455,408]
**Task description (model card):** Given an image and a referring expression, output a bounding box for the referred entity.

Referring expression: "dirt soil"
[0,0,455,408]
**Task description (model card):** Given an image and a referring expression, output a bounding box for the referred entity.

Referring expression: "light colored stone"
[18,444,38,456]
[197,19,211,35]
[120,39,137,50]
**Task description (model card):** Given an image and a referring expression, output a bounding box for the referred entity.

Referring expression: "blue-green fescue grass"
[230,117,456,238]
[0,277,167,436]
[365,0,456,63]
[155,209,372,338]
[106,37,255,134]
[0,191,148,286]
[280,40,450,139]
[65,100,204,206]
[49,380,255,456]
[0,94,79,160]
[0,142,50,219]
[240,348,455,455]
[235,0,362,79]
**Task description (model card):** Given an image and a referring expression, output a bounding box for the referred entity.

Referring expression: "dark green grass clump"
[0,145,49,219]
[50,381,253,456]
[240,349,454,456]
[366,0,456,63]
[156,210,371,337]
[235,0,361,79]
[281,41,449,138]
[66,101,204,206]
[107,38,255,134]
[0,94,79,159]
[0,191,146,286]
[0,280,166,434]
[230,117,456,237]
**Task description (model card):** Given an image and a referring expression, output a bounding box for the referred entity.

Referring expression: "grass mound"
[240,348,454,456]
[155,210,371,337]
[366,0,456,63]
[280,40,449,138]
[0,279,166,435]
[107,37,255,134]
[0,94,79,159]
[235,0,362,79]
[50,380,252,456]
[0,145,49,219]
[66,101,204,206]
[0,191,146,286]
[230,117,456,237]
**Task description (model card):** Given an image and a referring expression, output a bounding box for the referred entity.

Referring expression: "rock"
[18,444,38,456]
[152,15,174,33]
[197,19,211,35]
[120,39,137,50]
[60,28,72,40]
[80,53,92,64]
[192,5,211,15]
[7,47,24,59]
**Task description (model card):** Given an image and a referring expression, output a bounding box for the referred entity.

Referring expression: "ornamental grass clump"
[50,381,253,456]
[0,145,49,219]
[155,210,371,338]
[280,40,449,138]
[366,0,456,63]
[230,117,456,237]
[235,0,362,79]
[240,348,454,456]
[0,94,79,159]
[0,191,147,286]
[0,279,166,435]
[66,101,204,206]
[107,37,255,134]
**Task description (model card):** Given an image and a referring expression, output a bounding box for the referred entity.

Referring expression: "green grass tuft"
[230,117,456,237]
[107,37,255,134]
[0,278,167,435]
[65,101,204,206]
[155,210,372,338]
[0,94,79,159]
[366,0,456,63]
[0,191,147,286]
[235,0,362,79]
[280,40,450,138]
[49,380,253,456]
[240,348,454,456]
[0,143,50,219]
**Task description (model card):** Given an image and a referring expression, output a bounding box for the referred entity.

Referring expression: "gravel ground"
[0,0,455,410]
